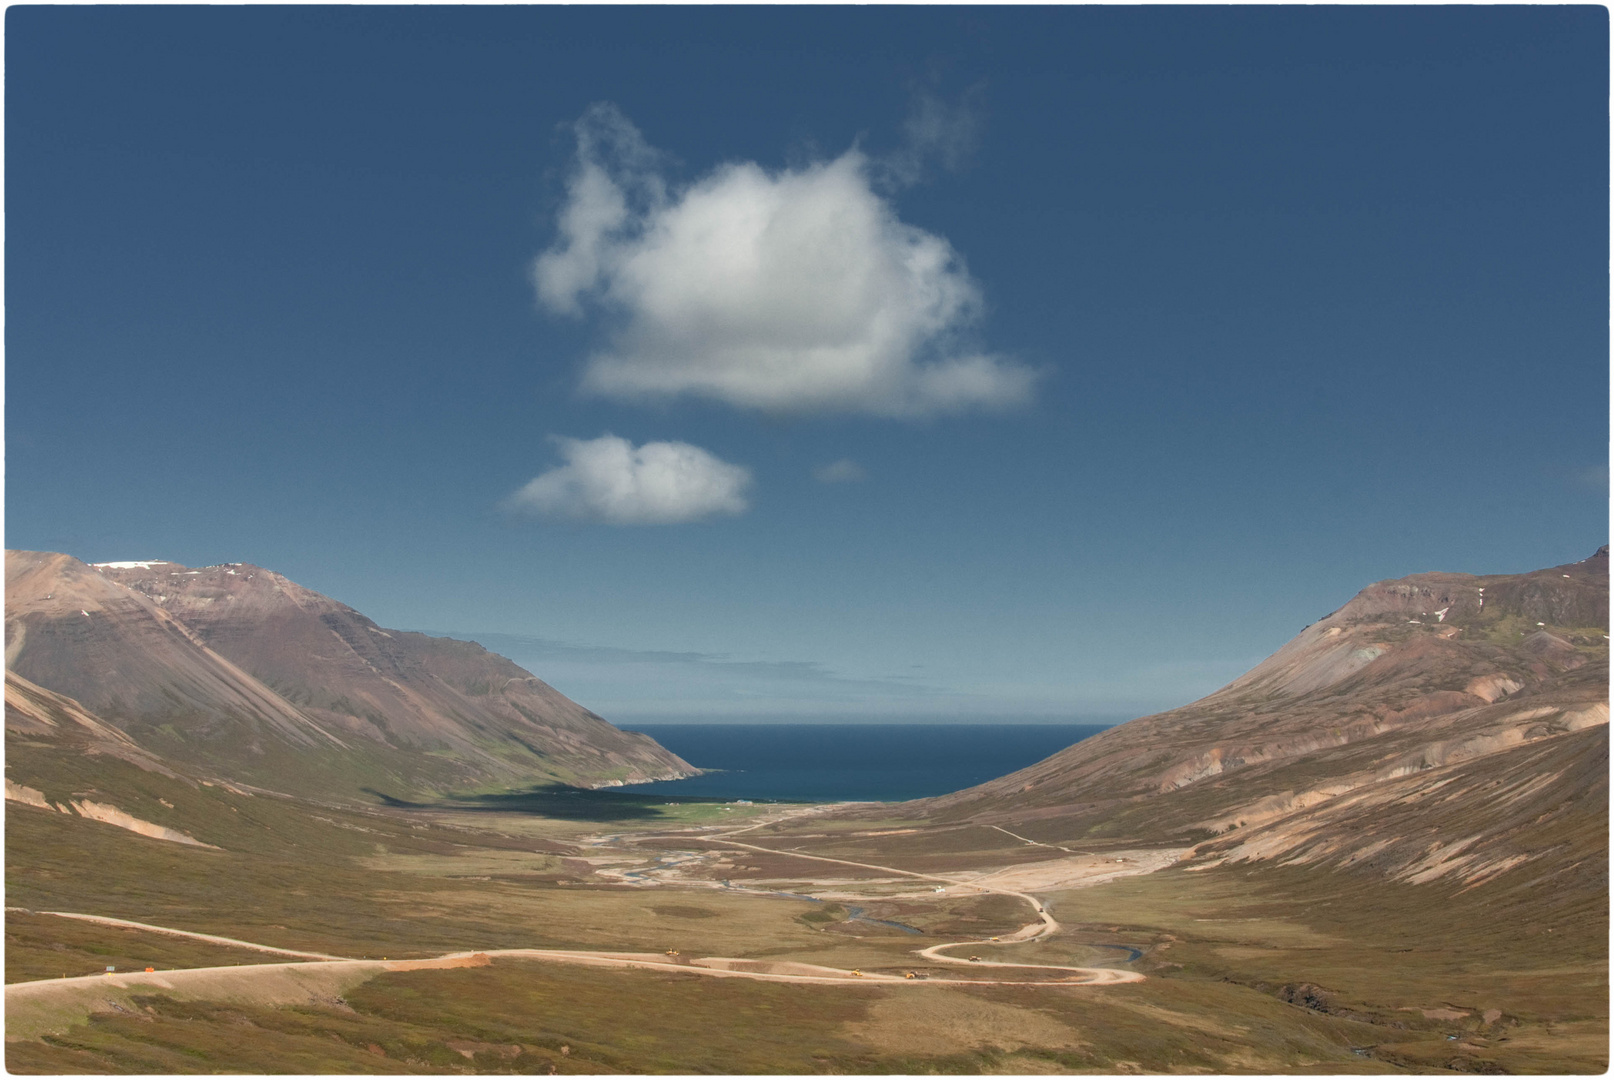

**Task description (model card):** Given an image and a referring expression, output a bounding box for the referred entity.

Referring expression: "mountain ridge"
[5,550,696,798]
[893,547,1607,896]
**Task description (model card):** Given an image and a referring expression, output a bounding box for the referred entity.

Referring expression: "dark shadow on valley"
[362,783,790,822]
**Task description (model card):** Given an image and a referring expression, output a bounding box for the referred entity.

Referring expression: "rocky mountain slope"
[5,551,695,797]
[917,547,1609,893]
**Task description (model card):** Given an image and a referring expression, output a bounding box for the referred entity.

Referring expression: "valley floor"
[6,787,1607,1074]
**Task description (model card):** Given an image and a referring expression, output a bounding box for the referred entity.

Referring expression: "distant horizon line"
[614,716,1129,727]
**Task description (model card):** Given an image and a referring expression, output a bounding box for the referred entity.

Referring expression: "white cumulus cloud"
[533,103,1036,418]
[504,434,751,525]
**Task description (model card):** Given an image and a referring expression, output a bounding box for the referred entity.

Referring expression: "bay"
[613,723,1111,803]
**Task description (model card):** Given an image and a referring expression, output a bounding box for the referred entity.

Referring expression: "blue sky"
[7,7,1608,722]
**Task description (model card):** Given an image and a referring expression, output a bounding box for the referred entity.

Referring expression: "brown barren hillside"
[5,551,695,797]
[5,669,178,778]
[906,548,1608,892]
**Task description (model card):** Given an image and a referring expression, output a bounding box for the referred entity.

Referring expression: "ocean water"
[613,724,1111,803]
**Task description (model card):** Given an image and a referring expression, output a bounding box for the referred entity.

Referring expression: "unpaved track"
[694,839,1082,981]
[9,810,1151,1040]
[6,908,348,960]
[637,815,1153,984]
[6,907,1139,1042]
[5,922,1133,997]
[988,823,1092,856]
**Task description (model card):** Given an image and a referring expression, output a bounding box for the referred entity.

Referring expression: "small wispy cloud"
[534,103,1035,418]
[503,434,751,525]
[879,82,985,188]
[426,630,955,719]
[813,459,867,484]
[1571,463,1609,490]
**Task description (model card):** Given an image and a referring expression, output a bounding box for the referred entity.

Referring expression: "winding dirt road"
[7,909,348,960]
[7,917,1138,1043]
[5,911,1137,999]
[8,809,1150,1040]
[636,813,1143,983]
